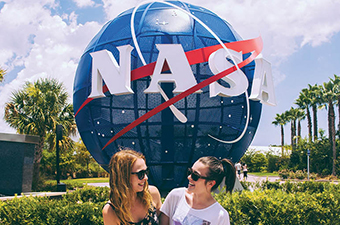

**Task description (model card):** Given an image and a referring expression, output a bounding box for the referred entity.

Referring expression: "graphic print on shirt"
[173,213,211,225]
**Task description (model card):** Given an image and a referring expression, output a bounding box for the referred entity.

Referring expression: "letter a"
[249,58,276,106]
[89,45,134,98]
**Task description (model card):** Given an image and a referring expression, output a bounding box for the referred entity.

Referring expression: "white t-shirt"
[235,163,242,171]
[160,188,230,225]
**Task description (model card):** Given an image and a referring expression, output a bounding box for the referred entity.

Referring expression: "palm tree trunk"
[281,125,284,156]
[293,119,297,146]
[338,96,340,132]
[306,108,312,142]
[291,121,295,150]
[298,120,301,143]
[328,101,336,176]
[312,105,318,141]
[32,136,44,190]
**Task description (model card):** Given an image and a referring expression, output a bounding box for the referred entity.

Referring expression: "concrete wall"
[0,133,40,196]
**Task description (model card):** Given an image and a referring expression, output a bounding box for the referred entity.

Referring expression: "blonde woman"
[103,149,162,225]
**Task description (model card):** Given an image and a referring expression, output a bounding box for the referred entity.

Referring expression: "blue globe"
[73,1,262,190]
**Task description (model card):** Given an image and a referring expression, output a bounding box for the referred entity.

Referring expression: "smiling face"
[130,158,148,193]
[187,161,215,194]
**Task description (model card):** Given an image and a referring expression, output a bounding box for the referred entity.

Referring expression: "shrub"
[309,172,318,180]
[267,154,280,172]
[279,169,290,179]
[63,186,109,203]
[215,185,340,224]
[33,179,85,192]
[2,183,340,224]
[0,186,108,224]
[295,170,306,180]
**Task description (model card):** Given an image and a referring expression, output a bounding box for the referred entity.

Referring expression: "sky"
[0,0,340,147]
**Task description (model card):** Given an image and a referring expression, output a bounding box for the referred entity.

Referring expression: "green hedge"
[1,183,340,224]
[0,186,109,225]
[242,180,340,194]
[216,182,340,224]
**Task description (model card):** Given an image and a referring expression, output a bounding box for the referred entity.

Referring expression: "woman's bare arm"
[149,185,162,216]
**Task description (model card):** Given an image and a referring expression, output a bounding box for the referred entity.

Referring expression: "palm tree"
[330,74,340,131]
[296,108,305,143]
[295,89,312,142]
[272,112,288,156]
[285,108,297,150]
[4,78,76,188]
[0,67,5,82]
[321,80,337,175]
[308,84,322,141]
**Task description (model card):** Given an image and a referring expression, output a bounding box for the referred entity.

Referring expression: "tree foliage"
[272,74,340,176]
[4,78,76,188]
[40,139,107,180]
[0,66,5,82]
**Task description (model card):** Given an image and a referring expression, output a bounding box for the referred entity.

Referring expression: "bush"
[2,183,340,224]
[34,179,85,192]
[279,169,290,179]
[295,170,306,180]
[267,154,280,172]
[0,186,108,224]
[278,169,310,180]
[63,186,109,204]
[215,183,340,224]
[309,172,318,180]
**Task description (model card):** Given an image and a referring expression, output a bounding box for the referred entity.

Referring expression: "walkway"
[244,174,281,183]
[0,191,66,201]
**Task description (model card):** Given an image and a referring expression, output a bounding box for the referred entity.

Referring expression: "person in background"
[103,149,162,225]
[235,161,242,180]
[243,163,248,180]
[159,156,236,225]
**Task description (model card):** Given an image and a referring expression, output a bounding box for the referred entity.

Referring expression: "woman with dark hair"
[160,156,236,225]
[103,149,162,225]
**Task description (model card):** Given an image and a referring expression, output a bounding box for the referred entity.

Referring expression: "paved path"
[87,182,110,187]
[0,192,66,201]
[243,174,281,183]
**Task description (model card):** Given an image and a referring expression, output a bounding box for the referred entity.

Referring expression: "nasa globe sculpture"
[73,1,275,190]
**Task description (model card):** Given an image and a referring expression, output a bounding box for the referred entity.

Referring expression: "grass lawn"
[60,177,109,185]
[249,172,279,177]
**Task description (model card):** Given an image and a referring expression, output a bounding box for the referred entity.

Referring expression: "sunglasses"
[187,168,209,181]
[131,168,149,180]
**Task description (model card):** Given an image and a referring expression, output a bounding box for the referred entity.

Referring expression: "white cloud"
[72,0,95,8]
[0,0,102,133]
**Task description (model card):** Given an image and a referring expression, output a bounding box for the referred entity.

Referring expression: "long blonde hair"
[108,149,152,224]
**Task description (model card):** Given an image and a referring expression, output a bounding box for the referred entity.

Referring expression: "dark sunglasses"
[187,168,209,181]
[131,168,149,180]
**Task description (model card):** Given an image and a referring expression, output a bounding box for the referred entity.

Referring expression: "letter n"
[89,45,134,98]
